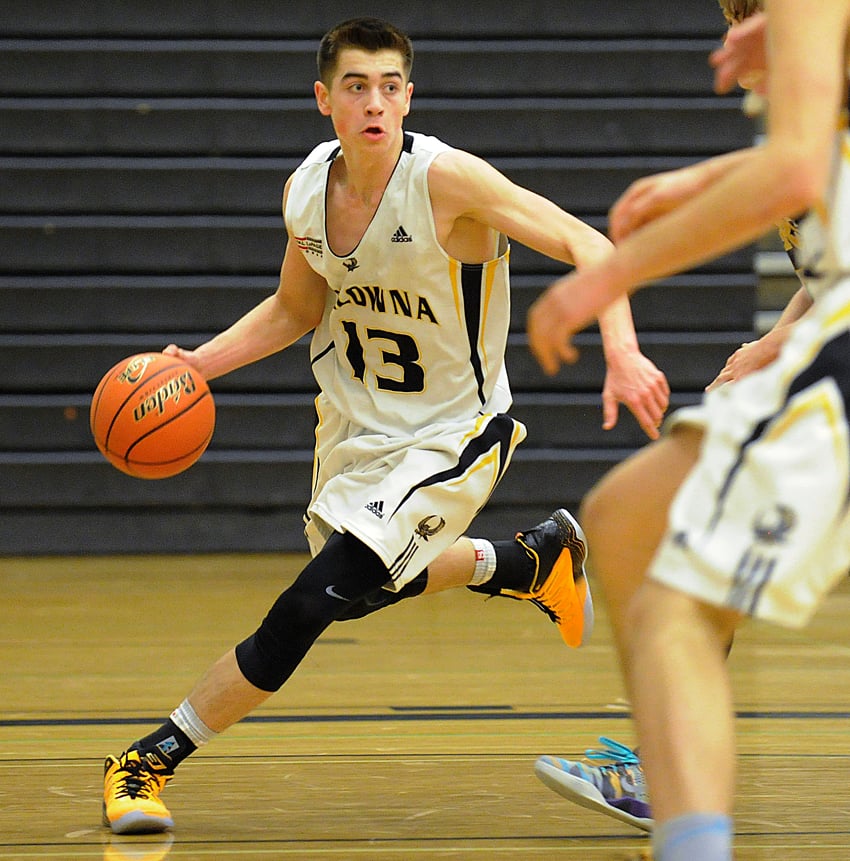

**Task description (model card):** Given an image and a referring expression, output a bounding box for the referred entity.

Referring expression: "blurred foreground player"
[528,1,850,858]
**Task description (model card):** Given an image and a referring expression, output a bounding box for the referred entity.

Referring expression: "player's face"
[315,48,412,149]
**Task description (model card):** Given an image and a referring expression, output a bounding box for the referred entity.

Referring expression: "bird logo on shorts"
[415,515,446,541]
[753,504,796,545]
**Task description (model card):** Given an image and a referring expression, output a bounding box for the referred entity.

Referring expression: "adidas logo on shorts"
[365,500,385,518]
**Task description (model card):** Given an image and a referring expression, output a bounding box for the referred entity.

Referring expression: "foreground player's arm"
[609,148,759,243]
[429,150,670,438]
[166,179,328,381]
[527,1,845,376]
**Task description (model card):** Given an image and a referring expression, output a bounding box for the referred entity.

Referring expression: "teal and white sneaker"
[535,737,653,831]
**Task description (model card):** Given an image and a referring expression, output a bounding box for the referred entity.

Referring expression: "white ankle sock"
[469,539,496,585]
[653,813,733,861]
[170,699,218,748]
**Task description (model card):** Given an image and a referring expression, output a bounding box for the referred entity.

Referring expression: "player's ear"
[315,80,331,116]
[403,80,413,116]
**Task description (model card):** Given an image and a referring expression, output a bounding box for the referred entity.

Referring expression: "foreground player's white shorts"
[304,410,526,589]
[651,278,850,628]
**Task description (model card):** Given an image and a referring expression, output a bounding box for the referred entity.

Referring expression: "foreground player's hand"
[710,11,768,96]
[609,167,704,243]
[602,351,670,440]
[527,279,584,376]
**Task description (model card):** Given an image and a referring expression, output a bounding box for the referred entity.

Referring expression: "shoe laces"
[112,754,166,800]
[530,597,560,624]
[585,736,641,769]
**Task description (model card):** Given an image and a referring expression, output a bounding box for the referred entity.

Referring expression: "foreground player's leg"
[581,429,702,658]
[628,582,738,861]
[534,429,702,828]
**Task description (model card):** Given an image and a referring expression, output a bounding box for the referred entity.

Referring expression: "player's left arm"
[429,150,669,439]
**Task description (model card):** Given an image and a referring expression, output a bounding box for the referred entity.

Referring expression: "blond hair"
[717,0,763,24]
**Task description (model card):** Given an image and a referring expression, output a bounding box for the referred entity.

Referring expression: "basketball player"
[101,17,670,834]
[531,2,810,832]
[528,1,850,858]
[533,1,826,832]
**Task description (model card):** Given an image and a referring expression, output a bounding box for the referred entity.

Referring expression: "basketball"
[90,352,215,479]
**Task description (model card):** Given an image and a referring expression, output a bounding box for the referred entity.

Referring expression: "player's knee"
[235,631,285,692]
[235,532,392,690]
[235,578,341,691]
[626,582,738,656]
[336,568,428,621]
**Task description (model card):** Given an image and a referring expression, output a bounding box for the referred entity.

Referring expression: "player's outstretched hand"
[602,351,670,440]
[705,329,785,392]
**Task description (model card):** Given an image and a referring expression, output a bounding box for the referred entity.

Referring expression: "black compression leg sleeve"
[337,568,428,620]
[234,532,391,692]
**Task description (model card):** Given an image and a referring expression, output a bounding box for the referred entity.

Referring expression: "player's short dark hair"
[317,17,414,85]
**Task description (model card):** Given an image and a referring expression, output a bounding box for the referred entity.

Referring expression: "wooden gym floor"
[1,553,849,860]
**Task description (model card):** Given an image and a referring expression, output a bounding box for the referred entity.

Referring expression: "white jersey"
[285,131,513,438]
[284,132,525,583]
[796,113,850,299]
[652,116,850,628]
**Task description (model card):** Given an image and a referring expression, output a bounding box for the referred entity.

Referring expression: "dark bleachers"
[0,332,749,395]
[0,97,750,157]
[0,273,757,334]
[0,2,745,39]
[0,2,756,554]
[0,39,721,98]
[0,156,728,215]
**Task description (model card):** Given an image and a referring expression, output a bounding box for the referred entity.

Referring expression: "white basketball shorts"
[304,409,526,589]
[651,277,850,628]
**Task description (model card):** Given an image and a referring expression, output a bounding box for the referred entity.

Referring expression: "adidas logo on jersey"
[365,500,385,518]
[391,225,413,243]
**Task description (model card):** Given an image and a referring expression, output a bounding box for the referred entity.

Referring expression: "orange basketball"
[90,352,215,479]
